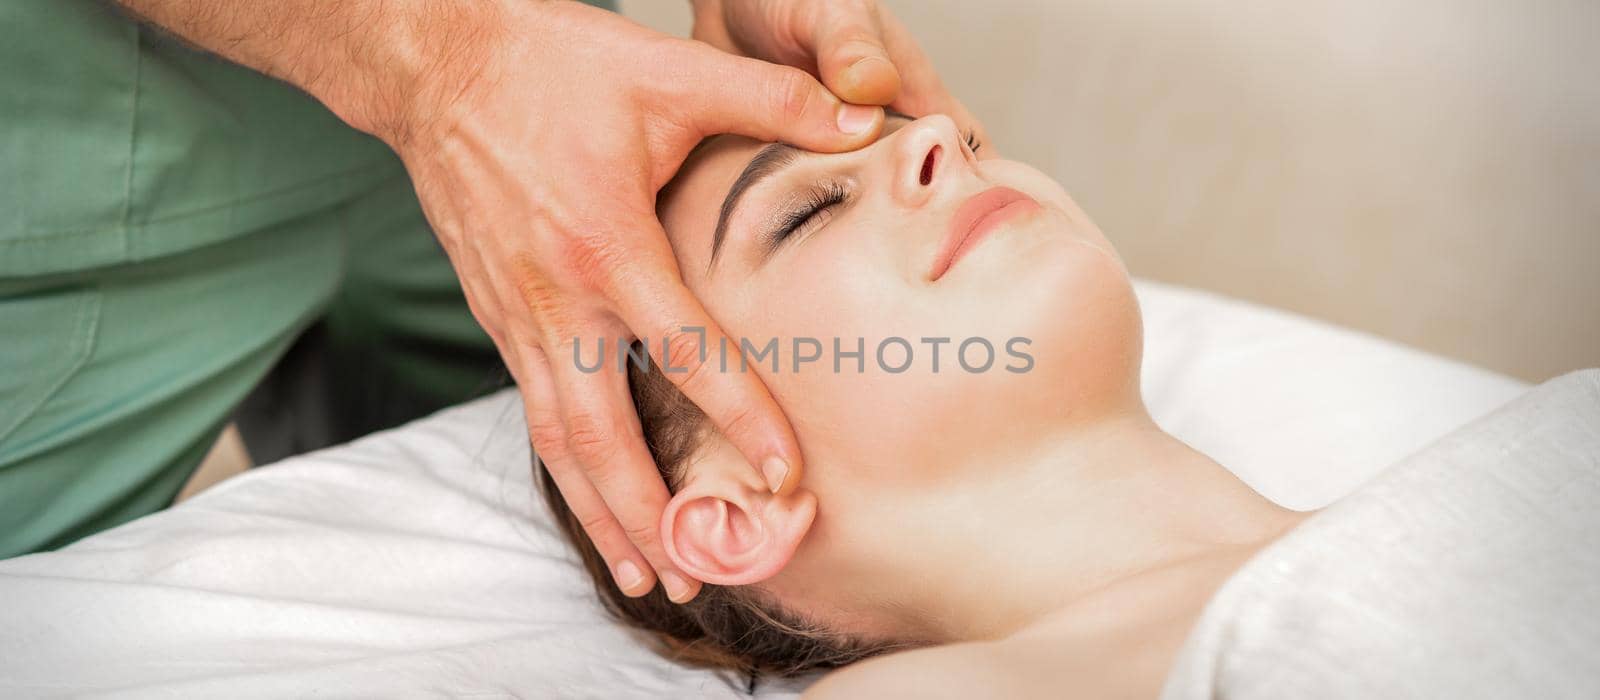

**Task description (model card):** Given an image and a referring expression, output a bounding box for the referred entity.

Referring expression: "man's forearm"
[113,0,503,142]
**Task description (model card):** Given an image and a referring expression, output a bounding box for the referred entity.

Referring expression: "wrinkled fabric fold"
[1162,370,1600,700]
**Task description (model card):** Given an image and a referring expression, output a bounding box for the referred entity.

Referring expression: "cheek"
[1003,247,1144,422]
[729,241,1036,483]
[729,207,924,349]
[719,230,969,480]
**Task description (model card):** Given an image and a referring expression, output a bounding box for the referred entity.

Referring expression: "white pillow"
[1136,279,1526,509]
[0,280,1528,698]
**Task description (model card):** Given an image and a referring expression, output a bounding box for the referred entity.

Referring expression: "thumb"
[808,10,901,106]
[674,45,884,153]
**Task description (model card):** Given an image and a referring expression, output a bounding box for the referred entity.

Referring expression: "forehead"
[657,134,764,282]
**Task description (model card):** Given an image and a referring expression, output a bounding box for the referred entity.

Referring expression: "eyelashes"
[964,129,983,153]
[768,180,849,247]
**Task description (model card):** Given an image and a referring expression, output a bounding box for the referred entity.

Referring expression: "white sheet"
[0,280,1530,698]
[1161,369,1600,699]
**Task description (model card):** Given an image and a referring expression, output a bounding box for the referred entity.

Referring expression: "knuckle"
[576,508,616,539]
[593,254,652,304]
[509,254,575,329]
[662,330,711,388]
[620,519,661,551]
[527,419,570,456]
[717,404,763,443]
[565,410,622,465]
[564,230,635,292]
[769,66,820,121]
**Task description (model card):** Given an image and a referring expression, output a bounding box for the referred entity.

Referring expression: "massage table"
[0,280,1532,698]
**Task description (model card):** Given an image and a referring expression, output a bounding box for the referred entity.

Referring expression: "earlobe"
[660,484,817,587]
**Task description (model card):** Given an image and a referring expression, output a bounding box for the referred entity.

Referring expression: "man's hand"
[113,0,965,605]
[690,0,987,145]
[376,2,892,604]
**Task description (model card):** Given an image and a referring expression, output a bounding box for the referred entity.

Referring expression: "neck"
[851,411,1311,643]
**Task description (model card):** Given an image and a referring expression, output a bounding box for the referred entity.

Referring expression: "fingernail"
[836,104,878,135]
[762,456,790,493]
[843,55,893,91]
[660,571,692,602]
[615,560,645,592]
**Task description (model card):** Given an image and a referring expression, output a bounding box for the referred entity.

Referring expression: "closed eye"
[767,181,849,251]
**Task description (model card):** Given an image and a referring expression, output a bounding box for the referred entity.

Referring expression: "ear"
[659,474,817,587]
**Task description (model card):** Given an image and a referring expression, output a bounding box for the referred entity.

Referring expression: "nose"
[888,114,970,209]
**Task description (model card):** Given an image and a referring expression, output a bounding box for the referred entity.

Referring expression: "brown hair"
[534,345,907,677]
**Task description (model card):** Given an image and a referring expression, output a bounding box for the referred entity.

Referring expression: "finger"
[454,257,512,351]
[607,261,804,498]
[537,431,657,595]
[663,43,885,153]
[545,330,703,603]
[521,343,658,598]
[871,12,947,117]
[802,1,900,106]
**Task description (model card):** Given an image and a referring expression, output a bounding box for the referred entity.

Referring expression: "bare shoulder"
[801,638,1058,699]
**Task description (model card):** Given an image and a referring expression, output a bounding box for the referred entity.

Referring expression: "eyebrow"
[706,110,917,272]
[708,141,800,271]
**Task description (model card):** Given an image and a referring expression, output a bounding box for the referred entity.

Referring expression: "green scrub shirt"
[0,0,612,557]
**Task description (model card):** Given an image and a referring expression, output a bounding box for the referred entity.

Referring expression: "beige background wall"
[178,0,1598,500]
[621,0,1598,382]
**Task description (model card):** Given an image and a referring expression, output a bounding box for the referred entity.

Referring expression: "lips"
[929,186,1041,280]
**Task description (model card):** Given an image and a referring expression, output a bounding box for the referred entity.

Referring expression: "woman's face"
[656,114,1144,496]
